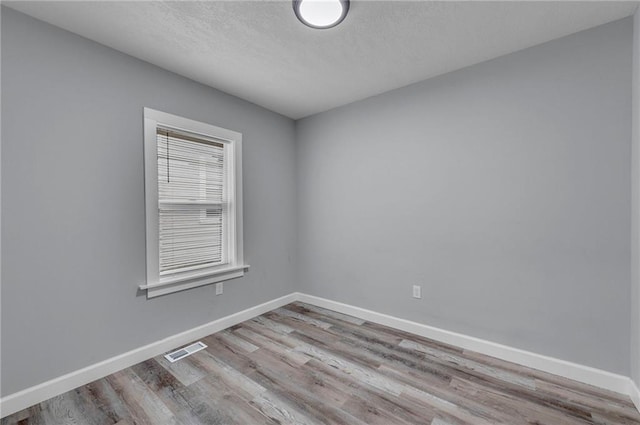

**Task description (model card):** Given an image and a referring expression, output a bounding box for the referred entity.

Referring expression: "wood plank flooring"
[3,302,639,424]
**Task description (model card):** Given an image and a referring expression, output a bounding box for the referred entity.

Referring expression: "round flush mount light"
[293,0,350,29]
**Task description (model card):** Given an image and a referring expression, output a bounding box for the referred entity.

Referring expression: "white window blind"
[157,128,228,275]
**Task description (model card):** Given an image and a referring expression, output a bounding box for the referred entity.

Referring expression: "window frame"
[141,108,245,298]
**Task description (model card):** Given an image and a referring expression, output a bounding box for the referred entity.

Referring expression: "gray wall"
[296,18,632,375]
[0,6,4,397]
[1,8,297,396]
[632,9,640,388]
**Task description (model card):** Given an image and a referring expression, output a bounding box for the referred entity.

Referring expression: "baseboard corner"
[630,378,640,414]
[3,291,637,418]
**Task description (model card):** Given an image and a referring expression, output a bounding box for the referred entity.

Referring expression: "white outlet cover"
[215,282,223,295]
[413,285,422,299]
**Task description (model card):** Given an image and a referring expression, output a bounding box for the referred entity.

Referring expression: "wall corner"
[630,6,640,388]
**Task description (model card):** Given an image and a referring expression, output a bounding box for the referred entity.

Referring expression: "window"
[140,108,246,298]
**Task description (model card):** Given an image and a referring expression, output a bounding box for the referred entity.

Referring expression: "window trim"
[140,108,246,298]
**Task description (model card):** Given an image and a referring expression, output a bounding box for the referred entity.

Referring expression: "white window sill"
[139,265,250,298]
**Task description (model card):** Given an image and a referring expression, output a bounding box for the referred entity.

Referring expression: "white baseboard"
[0,293,297,418]
[295,293,634,398]
[630,379,640,414]
[2,291,638,418]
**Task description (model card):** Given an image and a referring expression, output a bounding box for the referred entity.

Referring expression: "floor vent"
[164,341,207,363]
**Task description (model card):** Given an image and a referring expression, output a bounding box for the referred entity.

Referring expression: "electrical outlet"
[215,282,223,295]
[412,285,421,299]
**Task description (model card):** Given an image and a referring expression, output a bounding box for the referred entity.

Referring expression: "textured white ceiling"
[6,1,638,119]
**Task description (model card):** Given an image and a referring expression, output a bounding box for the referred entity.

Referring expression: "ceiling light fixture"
[293,0,350,29]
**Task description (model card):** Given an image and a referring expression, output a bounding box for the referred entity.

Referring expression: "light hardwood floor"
[3,302,640,424]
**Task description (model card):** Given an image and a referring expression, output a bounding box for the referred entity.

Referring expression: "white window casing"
[140,108,247,298]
